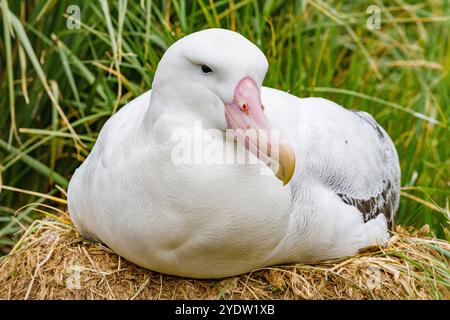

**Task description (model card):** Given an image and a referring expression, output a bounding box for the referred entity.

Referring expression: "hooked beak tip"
[274,143,296,186]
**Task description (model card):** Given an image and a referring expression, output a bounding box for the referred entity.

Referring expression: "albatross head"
[150,28,295,185]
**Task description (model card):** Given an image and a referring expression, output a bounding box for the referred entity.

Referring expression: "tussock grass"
[0,214,449,300]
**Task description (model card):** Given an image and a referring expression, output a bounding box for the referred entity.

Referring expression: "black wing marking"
[337,181,396,230]
[352,110,385,139]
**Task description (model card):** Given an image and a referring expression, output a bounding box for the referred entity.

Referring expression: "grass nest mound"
[0,217,449,300]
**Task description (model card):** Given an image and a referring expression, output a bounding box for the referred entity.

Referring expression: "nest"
[0,217,449,300]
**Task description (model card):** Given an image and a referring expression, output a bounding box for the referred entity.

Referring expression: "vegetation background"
[0,0,449,255]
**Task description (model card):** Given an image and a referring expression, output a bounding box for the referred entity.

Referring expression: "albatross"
[68,28,401,278]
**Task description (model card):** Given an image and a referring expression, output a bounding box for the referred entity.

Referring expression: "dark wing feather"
[337,181,396,230]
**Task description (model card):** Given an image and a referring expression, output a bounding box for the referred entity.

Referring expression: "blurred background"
[0,0,449,255]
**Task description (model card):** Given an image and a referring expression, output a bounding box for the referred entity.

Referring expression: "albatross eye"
[200,64,213,74]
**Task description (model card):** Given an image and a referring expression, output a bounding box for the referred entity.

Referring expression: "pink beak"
[224,77,295,185]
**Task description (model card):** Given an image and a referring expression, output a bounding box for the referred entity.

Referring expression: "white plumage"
[68,29,400,278]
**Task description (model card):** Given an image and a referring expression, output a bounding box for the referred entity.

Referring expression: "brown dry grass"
[0,216,449,300]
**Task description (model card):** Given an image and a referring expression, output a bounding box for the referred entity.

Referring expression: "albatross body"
[68,29,400,278]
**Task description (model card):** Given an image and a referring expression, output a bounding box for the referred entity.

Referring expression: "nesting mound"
[0,218,449,300]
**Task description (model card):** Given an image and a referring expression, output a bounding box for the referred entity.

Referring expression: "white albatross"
[68,28,401,278]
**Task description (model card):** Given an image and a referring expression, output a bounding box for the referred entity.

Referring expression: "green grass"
[0,0,449,254]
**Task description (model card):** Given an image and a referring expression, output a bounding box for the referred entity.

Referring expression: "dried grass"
[1,216,449,300]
